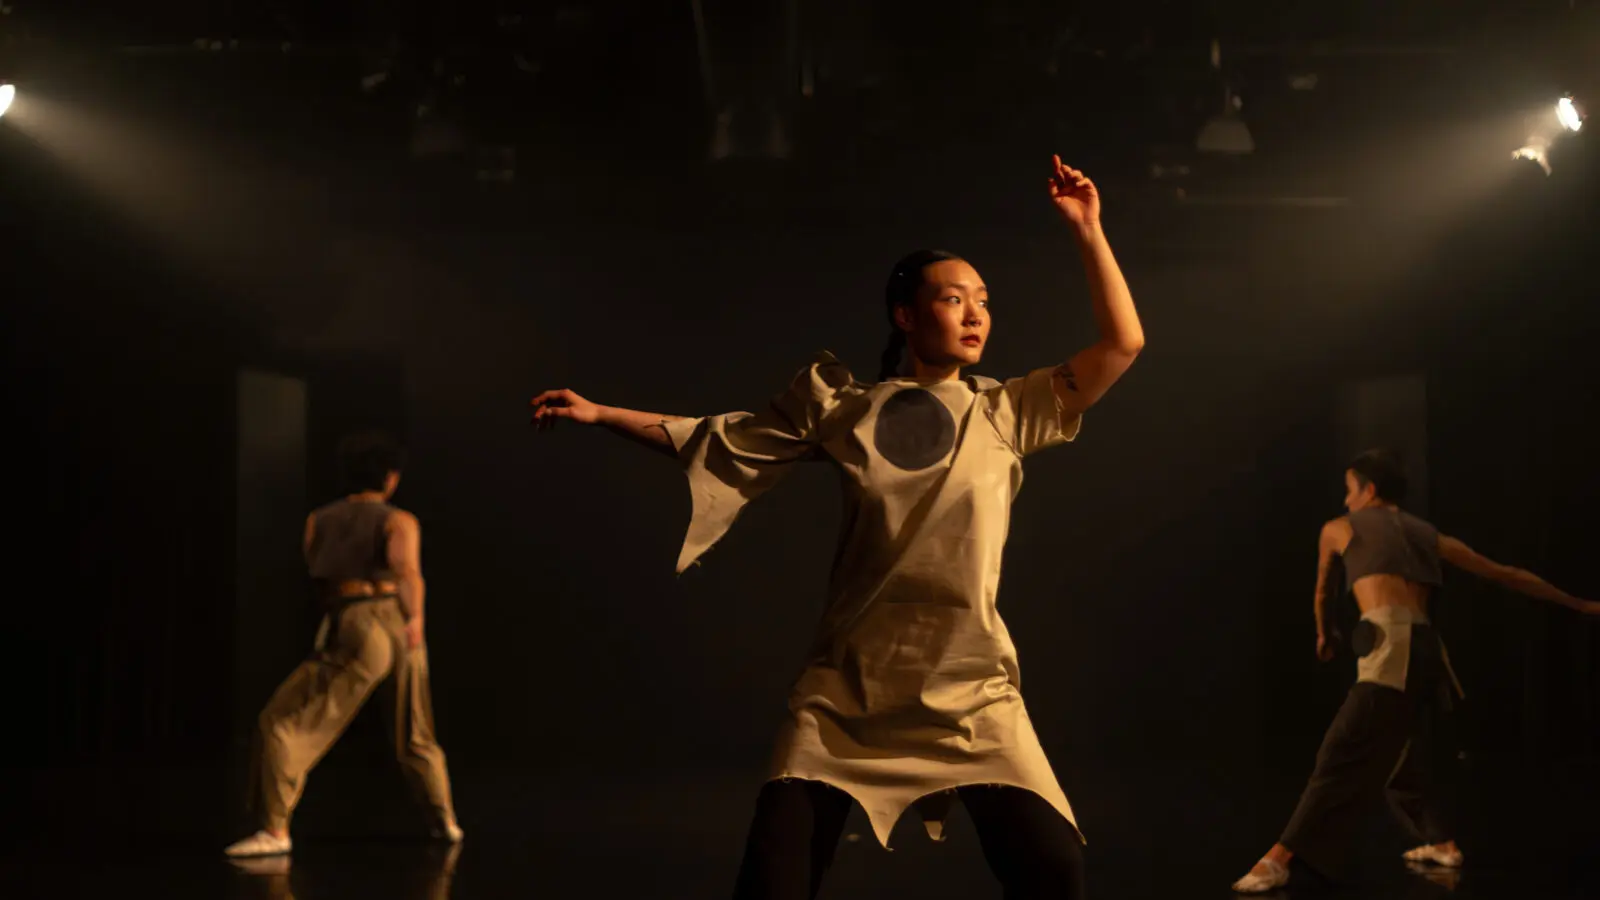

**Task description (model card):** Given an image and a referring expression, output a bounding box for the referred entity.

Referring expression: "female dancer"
[531,156,1143,899]
[1231,448,1598,892]
[225,433,462,858]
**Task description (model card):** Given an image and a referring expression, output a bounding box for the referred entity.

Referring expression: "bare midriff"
[327,578,399,600]
[1350,573,1431,619]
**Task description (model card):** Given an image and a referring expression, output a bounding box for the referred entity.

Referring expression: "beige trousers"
[249,598,456,833]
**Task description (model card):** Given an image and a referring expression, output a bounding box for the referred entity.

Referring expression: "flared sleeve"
[661,353,859,573]
[983,365,1083,458]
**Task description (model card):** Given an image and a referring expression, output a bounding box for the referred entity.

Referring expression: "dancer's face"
[895,259,990,372]
[1343,469,1377,512]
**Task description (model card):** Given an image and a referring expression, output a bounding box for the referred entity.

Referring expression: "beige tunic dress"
[662,352,1083,849]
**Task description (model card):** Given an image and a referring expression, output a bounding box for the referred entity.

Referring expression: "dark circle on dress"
[1351,620,1383,658]
[874,388,956,471]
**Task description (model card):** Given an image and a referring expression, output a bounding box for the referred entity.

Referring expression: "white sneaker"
[228,855,290,876]
[1232,858,1289,893]
[224,830,292,857]
[1403,843,1464,867]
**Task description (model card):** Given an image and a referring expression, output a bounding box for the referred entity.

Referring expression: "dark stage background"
[1,1,1597,896]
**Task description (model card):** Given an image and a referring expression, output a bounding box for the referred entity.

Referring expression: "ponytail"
[879,249,963,382]
[877,330,907,382]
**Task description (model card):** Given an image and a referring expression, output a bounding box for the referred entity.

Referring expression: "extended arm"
[1047,159,1145,416]
[386,511,427,646]
[534,360,844,574]
[1439,535,1597,615]
[597,406,687,456]
[531,388,685,458]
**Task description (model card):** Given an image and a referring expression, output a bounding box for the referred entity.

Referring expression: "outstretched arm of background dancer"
[1438,535,1598,615]
[1046,156,1145,416]
[386,511,427,648]
[1313,519,1350,660]
[530,388,684,458]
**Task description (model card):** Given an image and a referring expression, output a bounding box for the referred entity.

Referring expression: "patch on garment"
[874,388,956,470]
[1352,619,1383,657]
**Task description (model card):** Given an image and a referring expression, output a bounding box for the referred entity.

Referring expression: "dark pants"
[731,779,1086,900]
[1281,625,1454,880]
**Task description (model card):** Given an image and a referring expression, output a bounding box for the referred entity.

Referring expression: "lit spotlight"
[1556,97,1583,132]
[0,83,15,119]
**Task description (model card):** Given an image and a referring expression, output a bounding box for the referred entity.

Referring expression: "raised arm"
[1047,157,1145,417]
[531,388,684,458]
[385,510,428,648]
[1439,534,1597,615]
[1314,518,1352,661]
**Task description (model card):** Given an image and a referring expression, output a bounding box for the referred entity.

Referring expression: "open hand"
[1048,155,1100,228]
[531,388,603,430]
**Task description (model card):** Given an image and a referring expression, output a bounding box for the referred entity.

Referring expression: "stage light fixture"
[1556,96,1582,133]
[1196,40,1253,156]
[1197,92,1254,155]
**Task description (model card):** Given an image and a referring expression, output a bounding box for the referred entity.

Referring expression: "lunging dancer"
[531,157,1143,899]
[225,432,463,857]
[1232,448,1597,892]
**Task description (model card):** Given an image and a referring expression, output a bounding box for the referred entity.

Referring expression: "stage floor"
[1,761,1594,899]
[3,835,1593,900]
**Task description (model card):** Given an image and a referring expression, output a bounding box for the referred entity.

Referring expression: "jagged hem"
[762,773,1084,851]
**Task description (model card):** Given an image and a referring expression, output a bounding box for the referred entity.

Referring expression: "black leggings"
[731,778,1086,900]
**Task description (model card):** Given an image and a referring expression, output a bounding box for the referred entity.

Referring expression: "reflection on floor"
[1,832,1591,900]
[0,762,1594,899]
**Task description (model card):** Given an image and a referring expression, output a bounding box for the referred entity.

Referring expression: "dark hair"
[878,249,965,381]
[1348,448,1407,504]
[338,431,406,493]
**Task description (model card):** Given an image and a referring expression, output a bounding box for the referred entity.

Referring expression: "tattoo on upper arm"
[1057,364,1079,392]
